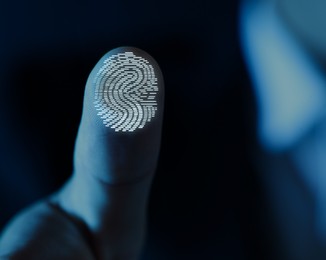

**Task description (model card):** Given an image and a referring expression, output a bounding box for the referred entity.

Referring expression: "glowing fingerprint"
[94,51,159,132]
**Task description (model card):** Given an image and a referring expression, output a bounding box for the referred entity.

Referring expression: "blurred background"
[1,0,326,259]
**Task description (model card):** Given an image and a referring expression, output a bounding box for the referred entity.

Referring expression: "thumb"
[77,46,164,184]
[54,46,164,259]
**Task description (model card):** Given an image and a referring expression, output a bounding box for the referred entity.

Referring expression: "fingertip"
[82,46,164,135]
[75,46,164,183]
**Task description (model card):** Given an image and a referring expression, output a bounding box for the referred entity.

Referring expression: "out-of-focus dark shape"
[241,0,326,259]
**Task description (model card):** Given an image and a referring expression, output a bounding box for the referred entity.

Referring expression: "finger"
[0,201,95,259]
[53,46,164,259]
[75,46,164,184]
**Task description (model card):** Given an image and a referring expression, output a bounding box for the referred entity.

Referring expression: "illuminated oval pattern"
[94,51,159,132]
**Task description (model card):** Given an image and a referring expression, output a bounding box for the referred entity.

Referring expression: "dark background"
[0,0,268,259]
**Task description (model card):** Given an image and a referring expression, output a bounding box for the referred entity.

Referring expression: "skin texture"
[0,47,164,260]
[0,201,95,260]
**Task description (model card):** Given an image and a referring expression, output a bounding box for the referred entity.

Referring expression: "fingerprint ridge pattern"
[94,51,158,132]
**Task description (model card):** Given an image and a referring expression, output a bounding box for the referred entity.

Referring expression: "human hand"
[0,46,164,260]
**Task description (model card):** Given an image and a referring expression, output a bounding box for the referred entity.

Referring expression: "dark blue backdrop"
[0,1,266,259]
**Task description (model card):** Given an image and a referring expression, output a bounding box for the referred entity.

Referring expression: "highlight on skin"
[93,51,159,132]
